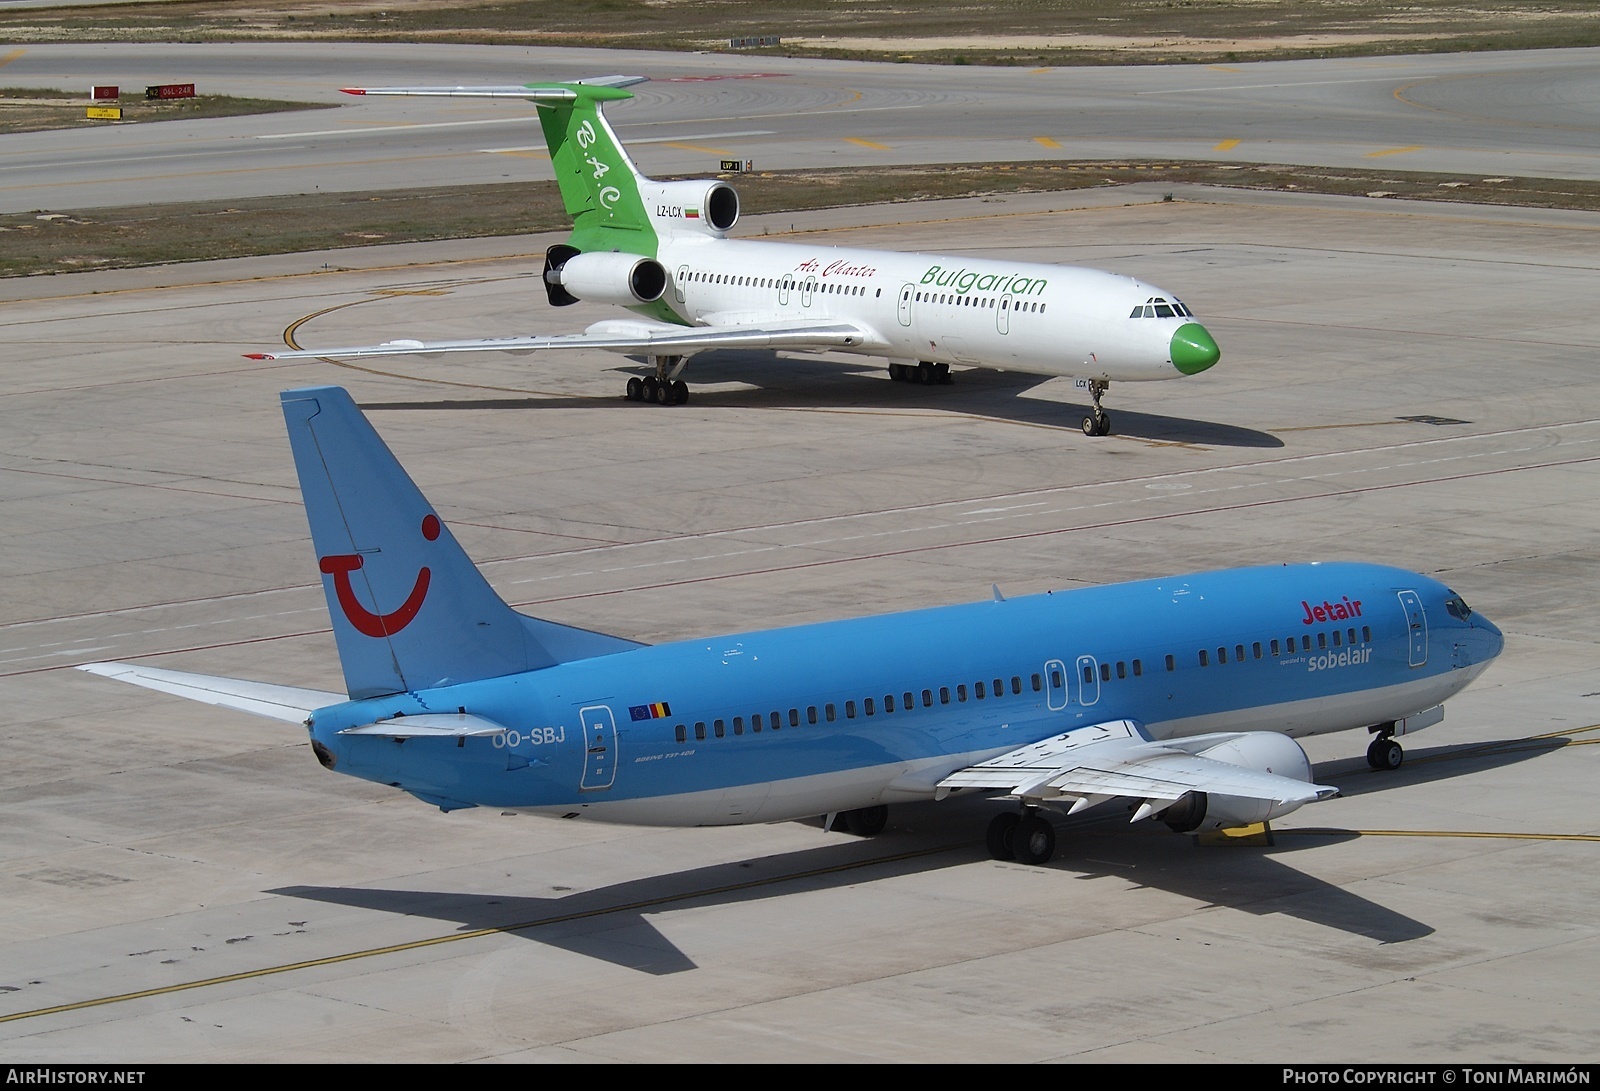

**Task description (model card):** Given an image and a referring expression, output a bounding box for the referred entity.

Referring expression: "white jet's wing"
[341,75,647,100]
[245,318,877,362]
[79,662,343,724]
[938,719,1337,813]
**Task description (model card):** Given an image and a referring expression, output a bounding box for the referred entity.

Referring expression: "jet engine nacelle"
[1159,731,1316,833]
[641,178,740,236]
[546,250,668,308]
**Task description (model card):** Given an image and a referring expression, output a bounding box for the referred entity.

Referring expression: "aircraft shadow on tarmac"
[267,734,1565,973]
[353,349,1283,448]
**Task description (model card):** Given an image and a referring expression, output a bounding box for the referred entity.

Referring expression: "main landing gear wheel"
[1081,379,1113,437]
[840,805,889,836]
[1367,736,1404,770]
[626,355,690,405]
[1012,813,1057,865]
[986,812,1021,860]
[889,361,951,385]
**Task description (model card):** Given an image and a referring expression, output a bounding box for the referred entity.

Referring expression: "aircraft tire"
[844,805,889,836]
[1367,737,1404,770]
[986,812,1020,860]
[671,380,689,405]
[626,377,644,401]
[917,361,936,385]
[1013,813,1057,865]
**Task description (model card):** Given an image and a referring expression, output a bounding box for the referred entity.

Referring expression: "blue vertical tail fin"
[280,386,641,700]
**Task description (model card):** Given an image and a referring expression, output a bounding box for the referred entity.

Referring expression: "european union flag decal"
[629,702,671,721]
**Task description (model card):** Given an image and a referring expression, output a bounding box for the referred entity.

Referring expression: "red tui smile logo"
[320,515,440,637]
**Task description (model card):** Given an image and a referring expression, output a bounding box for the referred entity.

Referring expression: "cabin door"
[897,283,914,326]
[1044,659,1069,711]
[1397,590,1428,667]
[1076,655,1100,706]
[578,705,618,791]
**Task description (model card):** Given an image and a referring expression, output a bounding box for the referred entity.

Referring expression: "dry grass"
[9,161,1600,279]
[2,1,1598,65]
[0,87,329,136]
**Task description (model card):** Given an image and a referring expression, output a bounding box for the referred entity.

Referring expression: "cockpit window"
[1445,593,1473,621]
[1130,297,1194,319]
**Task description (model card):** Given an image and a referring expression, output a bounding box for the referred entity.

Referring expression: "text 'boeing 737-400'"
[245,76,1220,436]
[81,387,1503,866]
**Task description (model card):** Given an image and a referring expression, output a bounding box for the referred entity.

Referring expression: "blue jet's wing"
[937,719,1338,817]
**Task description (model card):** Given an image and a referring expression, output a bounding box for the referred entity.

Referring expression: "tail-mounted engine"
[640,178,740,237]
[542,246,667,308]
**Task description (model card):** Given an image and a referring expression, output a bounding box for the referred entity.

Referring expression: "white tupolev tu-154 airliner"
[81,387,1503,866]
[246,77,1220,436]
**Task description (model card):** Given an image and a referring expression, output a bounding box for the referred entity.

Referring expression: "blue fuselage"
[307,562,1502,825]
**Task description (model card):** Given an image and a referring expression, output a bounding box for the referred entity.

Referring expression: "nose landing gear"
[1081,379,1112,437]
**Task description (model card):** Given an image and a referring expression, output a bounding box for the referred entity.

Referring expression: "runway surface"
[2,43,1600,212]
[2,171,1598,1060]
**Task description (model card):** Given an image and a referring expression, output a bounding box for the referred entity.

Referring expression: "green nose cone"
[1170,322,1221,375]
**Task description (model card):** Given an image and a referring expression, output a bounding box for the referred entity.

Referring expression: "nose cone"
[1170,322,1221,375]
[1478,614,1505,662]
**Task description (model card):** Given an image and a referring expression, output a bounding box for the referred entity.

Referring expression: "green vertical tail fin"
[529,84,657,255]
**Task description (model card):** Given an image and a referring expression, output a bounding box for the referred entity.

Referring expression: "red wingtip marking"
[340,88,367,95]
[242,353,274,360]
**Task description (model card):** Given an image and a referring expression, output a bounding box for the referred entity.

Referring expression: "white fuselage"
[655,236,1198,382]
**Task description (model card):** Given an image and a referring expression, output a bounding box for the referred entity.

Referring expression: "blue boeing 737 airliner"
[82,387,1503,865]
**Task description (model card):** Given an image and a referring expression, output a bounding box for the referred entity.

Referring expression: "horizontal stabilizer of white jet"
[77,662,343,724]
[341,75,647,99]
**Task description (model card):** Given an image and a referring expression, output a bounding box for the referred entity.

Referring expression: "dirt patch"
[9,161,1600,279]
[788,33,1460,54]
[0,87,329,136]
[2,1,1598,65]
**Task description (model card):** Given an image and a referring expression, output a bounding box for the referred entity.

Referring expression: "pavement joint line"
[13,447,1600,677]
[7,426,1600,638]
